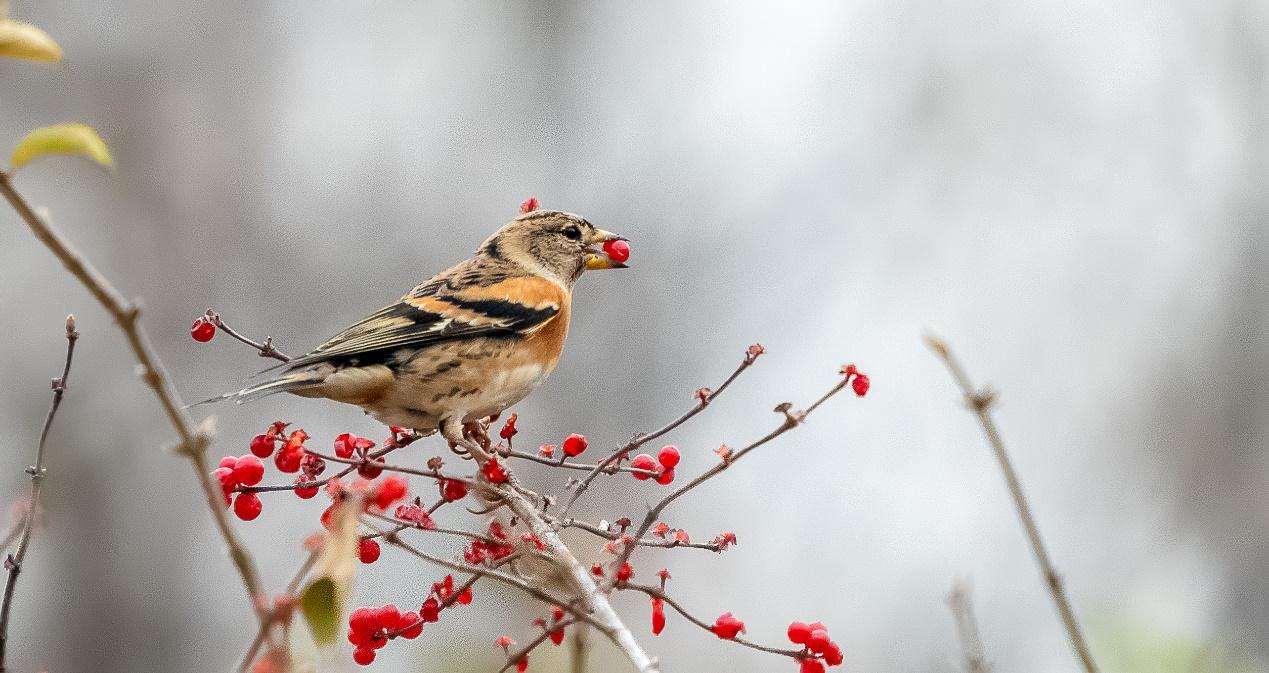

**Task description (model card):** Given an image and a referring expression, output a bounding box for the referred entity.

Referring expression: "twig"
[558,518,726,552]
[0,316,78,673]
[620,583,804,659]
[496,617,577,673]
[206,310,291,362]
[926,334,1100,673]
[613,373,851,573]
[947,580,991,673]
[559,345,764,517]
[947,581,990,672]
[0,172,266,615]
[363,521,614,637]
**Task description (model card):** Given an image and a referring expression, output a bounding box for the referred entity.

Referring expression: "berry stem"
[205,310,292,362]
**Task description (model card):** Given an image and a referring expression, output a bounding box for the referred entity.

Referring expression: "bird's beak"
[584,229,629,270]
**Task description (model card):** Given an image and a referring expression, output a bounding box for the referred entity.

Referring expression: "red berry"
[294,480,319,499]
[517,657,528,673]
[374,604,400,630]
[602,239,631,263]
[333,433,356,459]
[562,433,587,457]
[801,660,826,673]
[233,455,265,487]
[420,597,440,623]
[630,454,657,480]
[211,466,235,486]
[549,626,565,645]
[519,198,539,214]
[807,629,831,654]
[650,598,666,635]
[249,434,274,458]
[710,612,745,639]
[274,448,302,473]
[399,612,422,639]
[457,586,473,605]
[499,413,518,440]
[616,562,633,582]
[823,642,844,666]
[656,445,680,469]
[851,373,870,397]
[483,458,508,484]
[374,476,409,510]
[787,621,812,644]
[190,317,216,343]
[655,467,675,485]
[349,607,377,634]
[219,456,237,470]
[440,478,467,502]
[233,493,262,521]
[352,646,375,665]
[358,538,381,564]
[358,458,385,479]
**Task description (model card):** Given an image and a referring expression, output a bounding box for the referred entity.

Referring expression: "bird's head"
[478,210,627,286]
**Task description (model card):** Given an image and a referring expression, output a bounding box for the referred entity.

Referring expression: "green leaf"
[0,19,62,62]
[300,497,360,647]
[10,123,112,172]
[300,576,340,647]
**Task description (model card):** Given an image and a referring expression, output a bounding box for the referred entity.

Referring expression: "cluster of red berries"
[211,455,265,520]
[787,620,844,671]
[841,364,870,397]
[347,604,422,665]
[347,575,473,666]
[463,519,516,565]
[629,445,680,484]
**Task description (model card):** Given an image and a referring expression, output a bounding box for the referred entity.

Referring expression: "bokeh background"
[1,2,1266,672]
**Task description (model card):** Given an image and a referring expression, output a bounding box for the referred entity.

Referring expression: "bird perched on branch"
[202,209,627,444]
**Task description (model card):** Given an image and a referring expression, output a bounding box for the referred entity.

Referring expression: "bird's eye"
[561,226,582,241]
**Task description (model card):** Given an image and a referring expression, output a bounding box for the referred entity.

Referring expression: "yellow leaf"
[10,123,112,171]
[0,20,62,62]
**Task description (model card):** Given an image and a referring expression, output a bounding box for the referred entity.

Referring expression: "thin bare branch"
[926,333,1100,673]
[0,316,78,673]
[559,345,763,517]
[614,373,851,573]
[558,518,726,552]
[496,618,577,673]
[620,583,804,659]
[947,580,991,673]
[0,172,266,615]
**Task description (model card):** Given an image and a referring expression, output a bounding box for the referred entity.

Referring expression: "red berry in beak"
[602,239,630,263]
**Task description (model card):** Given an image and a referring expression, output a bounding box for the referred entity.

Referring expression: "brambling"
[208,210,626,443]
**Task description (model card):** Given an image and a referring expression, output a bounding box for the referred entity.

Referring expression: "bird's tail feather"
[186,372,323,409]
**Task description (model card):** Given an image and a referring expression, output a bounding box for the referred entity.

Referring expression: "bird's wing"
[278,274,566,370]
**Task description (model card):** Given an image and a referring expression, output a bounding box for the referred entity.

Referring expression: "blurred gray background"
[0,1,1265,672]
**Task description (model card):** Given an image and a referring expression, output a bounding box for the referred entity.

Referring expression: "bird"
[202,209,627,445]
